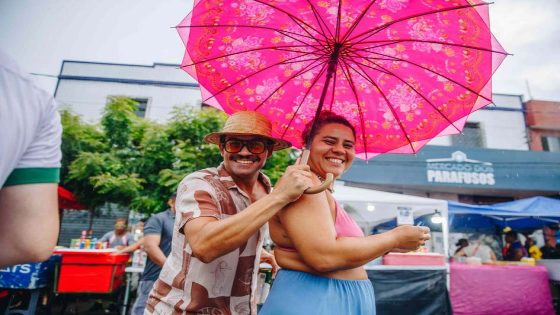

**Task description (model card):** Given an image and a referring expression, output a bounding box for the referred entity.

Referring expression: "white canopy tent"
[332,182,449,258]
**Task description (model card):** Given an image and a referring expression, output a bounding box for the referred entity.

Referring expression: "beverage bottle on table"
[79,230,87,249]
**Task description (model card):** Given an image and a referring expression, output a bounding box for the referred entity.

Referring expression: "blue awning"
[448,197,560,232]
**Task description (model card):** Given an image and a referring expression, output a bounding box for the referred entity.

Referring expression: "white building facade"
[429,94,529,151]
[55,60,202,122]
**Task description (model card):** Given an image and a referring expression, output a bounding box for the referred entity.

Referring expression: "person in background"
[116,218,149,254]
[454,239,469,255]
[146,111,312,314]
[541,226,560,259]
[130,194,176,315]
[454,238,497,263]
[525,237,542,260]
[502,230,527,261]
[100,218,135,249]
[0,49,62,267]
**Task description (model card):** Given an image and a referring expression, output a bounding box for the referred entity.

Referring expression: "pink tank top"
[276,200,364,252]
[334,201,364,238]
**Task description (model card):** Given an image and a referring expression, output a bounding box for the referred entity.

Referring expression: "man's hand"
[271,163,313,203]
[389,225,431,252]
[260,249,279,277]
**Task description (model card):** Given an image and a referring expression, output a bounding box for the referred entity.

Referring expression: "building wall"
[55,61,202,122]
[56,79,201,122]
[525,100,560,151]
[427,94,528,150]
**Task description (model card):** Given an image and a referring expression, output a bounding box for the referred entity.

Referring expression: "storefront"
[340,145,560,203]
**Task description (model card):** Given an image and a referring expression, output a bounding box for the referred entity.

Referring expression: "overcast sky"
[1,0,558,101]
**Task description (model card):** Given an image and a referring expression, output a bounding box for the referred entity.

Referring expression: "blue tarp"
[448,196,560,232]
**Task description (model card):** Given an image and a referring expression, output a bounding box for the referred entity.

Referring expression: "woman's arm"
[278,190,429,273]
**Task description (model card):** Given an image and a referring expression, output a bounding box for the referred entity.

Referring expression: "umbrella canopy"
[178,0,507,159]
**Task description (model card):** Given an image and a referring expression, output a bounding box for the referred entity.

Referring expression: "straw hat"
[204,111,291,151]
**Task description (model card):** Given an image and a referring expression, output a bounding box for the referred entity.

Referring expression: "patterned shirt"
[146,163,271,315]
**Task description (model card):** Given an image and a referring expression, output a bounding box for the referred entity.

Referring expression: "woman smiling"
[260,111,431,315]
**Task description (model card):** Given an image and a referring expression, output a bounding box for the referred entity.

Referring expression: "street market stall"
[47,249,130,314]
[448,196,560,314]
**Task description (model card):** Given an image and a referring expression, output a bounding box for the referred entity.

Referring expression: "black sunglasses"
[222,138,269,154]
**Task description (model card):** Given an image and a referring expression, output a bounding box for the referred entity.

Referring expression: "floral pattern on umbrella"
[177,0,507,159]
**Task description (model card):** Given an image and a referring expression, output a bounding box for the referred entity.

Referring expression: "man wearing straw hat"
[145,111,312,315]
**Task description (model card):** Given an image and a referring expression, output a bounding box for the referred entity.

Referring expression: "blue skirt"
[259,269,375,315]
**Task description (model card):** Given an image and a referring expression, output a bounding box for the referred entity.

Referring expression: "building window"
[451,122,484,148]
[131,98,149,118]
[541,136,560,152]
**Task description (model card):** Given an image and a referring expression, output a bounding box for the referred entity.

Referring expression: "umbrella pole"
[307,43,342,143]
[302,44,341,194]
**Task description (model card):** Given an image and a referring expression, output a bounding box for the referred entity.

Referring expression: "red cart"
[53,249,129,294]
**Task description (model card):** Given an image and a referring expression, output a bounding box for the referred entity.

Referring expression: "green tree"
[62,100,294,216]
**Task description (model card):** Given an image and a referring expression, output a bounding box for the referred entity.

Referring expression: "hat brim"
[204,132,292,151]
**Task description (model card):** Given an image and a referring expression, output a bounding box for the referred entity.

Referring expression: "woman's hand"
[389,225,431,252]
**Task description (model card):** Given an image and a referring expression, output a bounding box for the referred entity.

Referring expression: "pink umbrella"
[177,0,507,160]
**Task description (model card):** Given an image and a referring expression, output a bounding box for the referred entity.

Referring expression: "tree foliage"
[61,98,295,215]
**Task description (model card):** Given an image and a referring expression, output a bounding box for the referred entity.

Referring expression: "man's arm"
[115,239,143,254]
[0,183,59,267]
[143,234,166,267]
[185,164,312,263]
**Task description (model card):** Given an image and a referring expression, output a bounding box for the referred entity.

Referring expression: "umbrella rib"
[354,39,509,56]
[254,53,330,111]
[180,44,323,67]
[334,0,343,42]
[348,2,491,44]
[305,0,335,40]
[201,50,327,104]
[177,24,325,45]
[351,49,493,104]
[337,59,370,160]
[347,52,462,133]
[252,0,329,43]
[280,62,331,140]
[340,0,379,43]
[342,57,417,154]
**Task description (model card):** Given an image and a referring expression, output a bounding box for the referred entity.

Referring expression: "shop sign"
[426,151,495,185]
